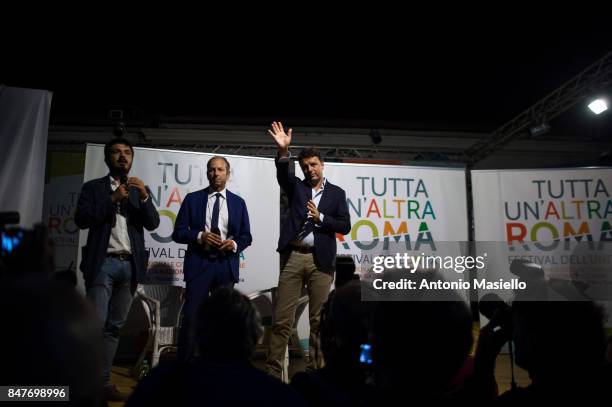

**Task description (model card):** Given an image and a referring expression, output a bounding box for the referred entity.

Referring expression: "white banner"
[0,86,52,228]
[78,145,280,294]
[43,174,83,271]
[291,162,469,341]
[472,168,612,324]
[42,151,85,274]
[320,162,469,265]
[473,168,612,244]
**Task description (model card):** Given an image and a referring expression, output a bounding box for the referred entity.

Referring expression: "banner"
[321,162,469,269]
[288,162,469,342]
[78,145,280,294]
[472,168,612,323]
[42,152,85,272]
[0,86,52,228]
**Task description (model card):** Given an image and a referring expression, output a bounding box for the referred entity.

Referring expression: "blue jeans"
[87,256,133,384]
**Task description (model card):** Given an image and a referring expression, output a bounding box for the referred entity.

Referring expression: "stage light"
[370,129,382,144]
[588,98,608,115]
[529,122,551,138]
[113,122,127,138]
[109,109,124,120]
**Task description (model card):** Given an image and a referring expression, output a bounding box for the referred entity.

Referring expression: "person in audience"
[291,280,374,406]
[127,288,306,407]
[495,301,609,404]
[0,279,105,406]
[370,270,474,404]
[471,274,610,404]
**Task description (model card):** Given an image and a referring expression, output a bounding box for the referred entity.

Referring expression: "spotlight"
[528,113,551,138]
[529,122,550,138]
[113,122,127,138]
[588,98,608,115]
[109,109,124,120]
[369,129,382,144]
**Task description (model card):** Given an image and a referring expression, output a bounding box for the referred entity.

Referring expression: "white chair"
[248,288,309,383]
[132,284,184,376]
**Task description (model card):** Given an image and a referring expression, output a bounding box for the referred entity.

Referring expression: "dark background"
[4,23,611,141]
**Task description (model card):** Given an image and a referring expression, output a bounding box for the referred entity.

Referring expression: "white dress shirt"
[107,176,132,254]
[291,178,326,247]
[197,187,237,252]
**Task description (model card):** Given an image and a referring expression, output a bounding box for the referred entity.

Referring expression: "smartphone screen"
[359,343,373,365]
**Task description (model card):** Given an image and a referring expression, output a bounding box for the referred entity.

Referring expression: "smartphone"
[359,343,373,365]
[1,229,25,257]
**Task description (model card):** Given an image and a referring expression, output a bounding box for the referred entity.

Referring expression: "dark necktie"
[296,189,323,241]
[210,193,221,235]
[296,215,315,241]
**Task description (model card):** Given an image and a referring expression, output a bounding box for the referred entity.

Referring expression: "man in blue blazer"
[172,156,252,362]
[75,137,160,401]
[265,121,351,378]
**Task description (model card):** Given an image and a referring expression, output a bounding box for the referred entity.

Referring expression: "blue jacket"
[172,188,252,283]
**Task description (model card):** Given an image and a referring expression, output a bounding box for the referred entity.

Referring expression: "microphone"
[479,293,513,334]
[120,174,131,197]
[116,174,129,204]
[478,294,517,390]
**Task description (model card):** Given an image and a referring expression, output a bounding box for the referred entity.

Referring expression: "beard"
[110,162,130,177]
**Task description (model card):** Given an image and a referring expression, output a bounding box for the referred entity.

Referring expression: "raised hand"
[267,121,292,155]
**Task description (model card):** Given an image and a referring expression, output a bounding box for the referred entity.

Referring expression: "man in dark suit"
[75,137,160,401]
[265,121,351,379]
[172,156,252,362]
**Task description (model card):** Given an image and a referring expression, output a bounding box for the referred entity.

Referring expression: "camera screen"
[1,229,24,257]
[359,343,373,365]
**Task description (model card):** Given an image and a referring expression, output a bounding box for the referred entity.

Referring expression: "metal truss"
[142,142,466,162]
[463,50,612,164]
[47,125,481,164]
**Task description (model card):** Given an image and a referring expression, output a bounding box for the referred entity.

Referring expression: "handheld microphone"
[478,292,517,390]
[479,293,513,336]
[117,174,129,204]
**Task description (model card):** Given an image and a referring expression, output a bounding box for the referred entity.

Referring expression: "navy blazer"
[172,188,252,283]
[75,175,160,293]
[276,157,351,272]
